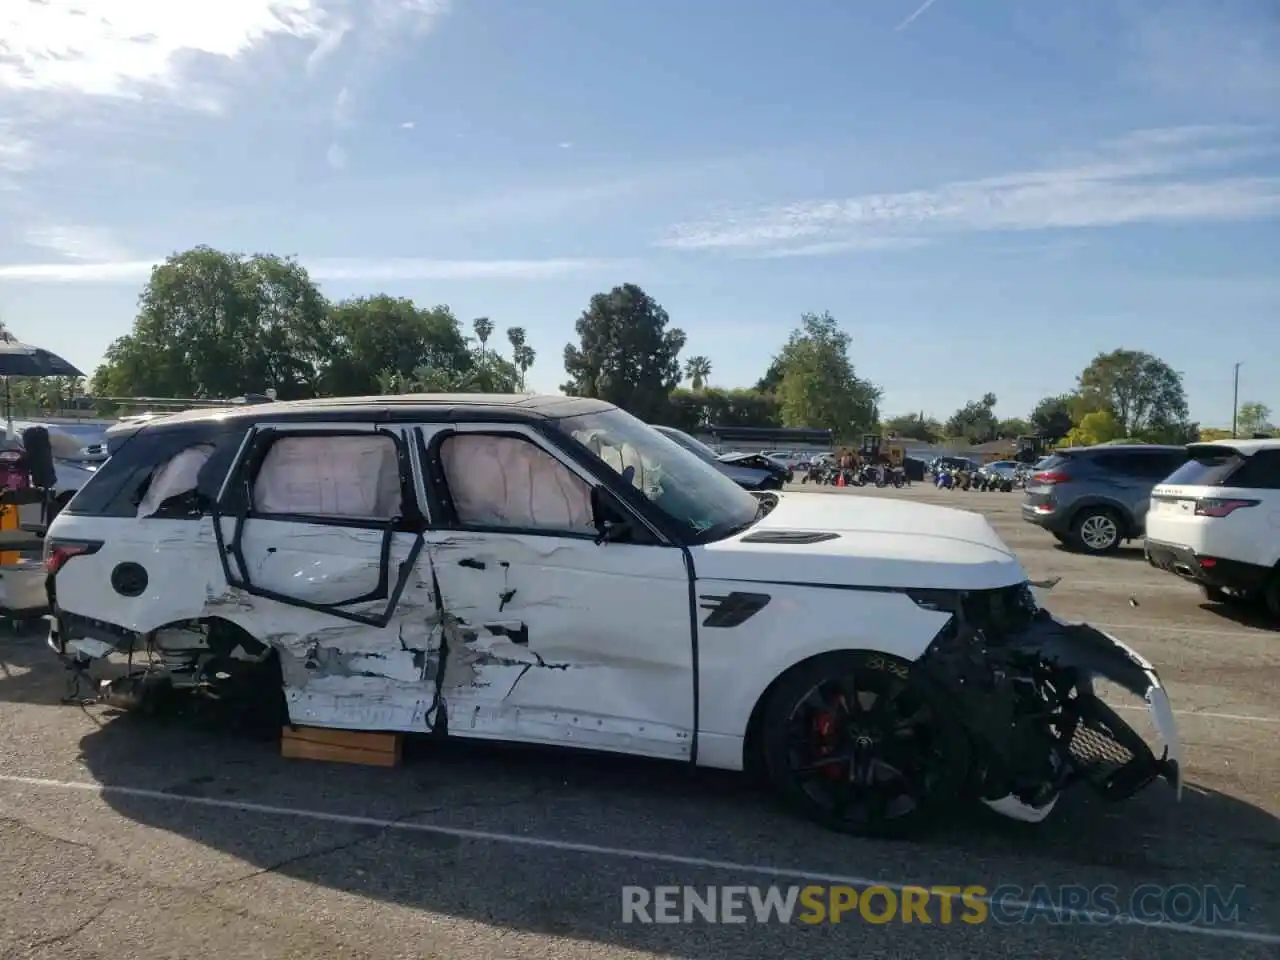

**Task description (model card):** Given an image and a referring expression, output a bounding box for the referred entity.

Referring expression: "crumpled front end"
[911,582,1182,823]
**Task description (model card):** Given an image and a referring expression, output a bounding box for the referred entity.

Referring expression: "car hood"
[693,491,1026,592]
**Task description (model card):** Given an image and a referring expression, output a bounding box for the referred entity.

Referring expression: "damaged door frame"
[210,421,428,627]
[413,421,705,763]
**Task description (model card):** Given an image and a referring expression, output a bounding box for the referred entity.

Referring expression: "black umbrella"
[0,332,84,378]
[0,332,85,426]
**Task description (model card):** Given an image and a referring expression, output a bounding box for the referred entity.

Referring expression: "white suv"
[1146,438,1280,618]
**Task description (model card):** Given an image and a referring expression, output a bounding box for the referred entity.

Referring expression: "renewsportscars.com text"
[620,884,1248,926]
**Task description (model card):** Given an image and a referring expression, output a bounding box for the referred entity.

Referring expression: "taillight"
[1194,498,1258,518]
[1032,471,1071,484]
[43,540,101,575]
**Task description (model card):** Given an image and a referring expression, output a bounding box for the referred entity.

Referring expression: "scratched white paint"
[45,410,1187,835]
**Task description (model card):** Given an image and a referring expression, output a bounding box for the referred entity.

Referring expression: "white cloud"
[658,126,1280,254]
[0,256,626,283]
[747,237,930,259]
[0,0,450,104]
[326,142,348,168]
[0,0,328,98]
[400,120,416,129]
[24,225,132,262]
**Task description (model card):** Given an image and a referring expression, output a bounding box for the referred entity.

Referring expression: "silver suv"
[1021,444,1189,554]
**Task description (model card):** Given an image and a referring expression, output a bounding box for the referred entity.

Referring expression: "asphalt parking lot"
[1,484,1276,960]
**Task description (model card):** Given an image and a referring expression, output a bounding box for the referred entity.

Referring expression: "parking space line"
[1110,705,1279,724]
[0,774,1276,944]
[1092,621,1275,640]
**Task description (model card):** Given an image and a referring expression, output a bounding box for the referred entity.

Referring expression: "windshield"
[554,408,761,541]
[654,425,720,463]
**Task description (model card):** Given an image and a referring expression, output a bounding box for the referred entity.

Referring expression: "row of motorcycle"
[800,462,909,488]
[932,464,1032,492]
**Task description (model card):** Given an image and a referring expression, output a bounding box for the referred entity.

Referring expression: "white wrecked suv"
[45,394,1182,835]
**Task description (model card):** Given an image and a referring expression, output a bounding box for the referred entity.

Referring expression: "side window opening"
[439,433,594,534]
[136,443,216,518]
[251,434,404,521]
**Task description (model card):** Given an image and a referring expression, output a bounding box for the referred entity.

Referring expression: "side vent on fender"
[699,591,771,628]
[739,530,838,545]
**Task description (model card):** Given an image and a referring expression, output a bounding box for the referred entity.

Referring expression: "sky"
[0,0,1277,427]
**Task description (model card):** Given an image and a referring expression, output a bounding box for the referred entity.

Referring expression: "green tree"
[562,283,686,421]
[1237,401,1272,436]
[90,246,329,399]
[882,412,942,443]
[506,326,532,390]
[1029,394,1076,441]
[683,355,712,390]
[322,295,472,396]
[754,358,784,394]
[512,344,536,392]
[667,387,781,431]
[945,393,999,443]
[773,311,880,439]
[1076,348,1189,440]
[996,417,1030,438]
[1063,409,1125,447]
[473,317,494,365]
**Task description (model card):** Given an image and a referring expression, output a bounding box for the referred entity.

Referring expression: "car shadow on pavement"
[1196,602,1279,633]
[5,643,1277,953]
[0,625,135,705]
[1051,544,1150,562]
[58,693,1279,954]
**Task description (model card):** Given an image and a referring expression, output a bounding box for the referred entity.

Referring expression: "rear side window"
[1167,447,1280,490]
[1094,450,1187,479]
[1035,453,1073,472]
[65,425,246,518]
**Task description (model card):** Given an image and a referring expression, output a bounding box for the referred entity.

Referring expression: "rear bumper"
[1144,539,1270,594]
[1021,502,1067,533]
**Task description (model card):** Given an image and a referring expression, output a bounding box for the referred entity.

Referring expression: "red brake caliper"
[811,702,844,780]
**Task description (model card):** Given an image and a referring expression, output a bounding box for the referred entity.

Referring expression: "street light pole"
[1232,362,1242,438]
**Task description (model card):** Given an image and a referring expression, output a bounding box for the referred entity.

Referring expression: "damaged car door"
[414,422,695,760]
[214,422,427,624]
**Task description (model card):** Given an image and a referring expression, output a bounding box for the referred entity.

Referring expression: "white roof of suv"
[1189,438,1280,455]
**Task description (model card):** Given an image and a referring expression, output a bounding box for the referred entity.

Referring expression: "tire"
[1263,575,1280,622]
[1069,508,1123,555]
[757,651,970,837]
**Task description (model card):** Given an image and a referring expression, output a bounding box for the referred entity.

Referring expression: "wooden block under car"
[280,725,403,767]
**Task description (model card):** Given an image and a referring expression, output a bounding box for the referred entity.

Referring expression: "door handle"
[484,621,528,645]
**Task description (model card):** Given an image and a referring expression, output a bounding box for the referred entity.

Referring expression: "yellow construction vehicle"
[858,434,905,468]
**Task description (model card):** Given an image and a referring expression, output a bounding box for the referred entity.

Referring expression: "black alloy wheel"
[759,651,968,837]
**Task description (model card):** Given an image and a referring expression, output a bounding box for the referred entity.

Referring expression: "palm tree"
[684,355,712,390]
[473,317,494,367]
[507,327,529,390]
[513,344,536,392]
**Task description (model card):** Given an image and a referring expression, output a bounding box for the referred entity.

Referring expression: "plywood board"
[281,725,403,767]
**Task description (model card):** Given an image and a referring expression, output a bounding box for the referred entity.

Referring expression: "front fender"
[695,581,953,741]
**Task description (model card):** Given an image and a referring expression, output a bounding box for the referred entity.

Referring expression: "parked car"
[45,394,1180,836]
[1145,439,1280,617]
[652,426,788,490]
[3,422,107,526]
[718,451,794,485]
[1021,444,1190,554]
